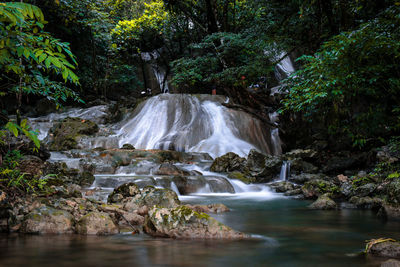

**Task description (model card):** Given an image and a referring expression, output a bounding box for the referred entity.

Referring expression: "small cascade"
[141,51,169,93]
[268,112,282,155]
[279,161,291,181]
[275,51,295,81]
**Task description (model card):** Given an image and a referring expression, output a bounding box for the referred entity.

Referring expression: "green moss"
[227,172,255,184]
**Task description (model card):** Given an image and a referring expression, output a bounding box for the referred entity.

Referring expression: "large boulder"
[154,163,191,176]
[75,211,118,235]
[349,196,382,210]
[124,187,180,211]
[309,194,337,210]
[21,206,74,234]
[366,239,400,258]
[246,149,267,176]
[48,117,99,151]
[172,176,234,195]
[378,203,400,220]
[210,152,246,172]
[144,205,247,239]
[387,179,400,204]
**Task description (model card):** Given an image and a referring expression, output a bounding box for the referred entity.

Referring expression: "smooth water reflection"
[1,197,399,267]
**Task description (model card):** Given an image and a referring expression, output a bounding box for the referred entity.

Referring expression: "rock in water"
[210,152,246,172]
[21,206,74,234]
[144,205,246,239]
[308,194,337,210]
[124,187,180,211]
[76,212,118,235]
[381,259,400,267]
[366,239,400,258]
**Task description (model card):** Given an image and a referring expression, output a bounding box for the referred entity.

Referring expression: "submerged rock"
[21,206,74,234]
[309,194,337,210]
[75,211,118,235]
[144,205,246,239]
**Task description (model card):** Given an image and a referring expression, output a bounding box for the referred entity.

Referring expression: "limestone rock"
[21,206,74,234]
[76,212,118,235]
[144,205,246,239]
[124,187,180,211]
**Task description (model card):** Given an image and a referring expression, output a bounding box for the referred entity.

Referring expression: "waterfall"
[141,51,169,93]
[269,112,282,155]
[275,52,295,81]
[117,94,276,158]
[279,161,291,181]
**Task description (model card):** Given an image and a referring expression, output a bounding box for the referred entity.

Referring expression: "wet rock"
[154,163,191,176]
[144,205,247,239]
[205,176,235,193]
[340,182,354,198]
[381,259,400,267]
[76,211,118,235]
[172,176,234,194]
[246,149,267,176]
[284,188,303,196]
[121,144,135,150]
[210,152,246,173]
[227,171,255,184]
[108,183,140,203]
[124,187,180,211]
[377,146,399,163]
[349,196,382,210]
[48,117,99,151]
[309,194,337,210]
[366,239,400,258]
[186,203,230,214]
[322,156,358,174]
[269,181,296,193]
[301,179,339,199]
[289,173,327,184]
[21,206,74,234]
[4,133,50,160]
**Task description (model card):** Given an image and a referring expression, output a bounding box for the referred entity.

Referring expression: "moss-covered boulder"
[154,163,191,176]
[387,179,400,204]
[349,196,382,210]
[301,179,339,199]
[227,171,255,184]
[108,183,140,203]
[48,117,99,151]
[309,194,337,210]
[124,187,180,211]
[210,152,246,172]
[144,205,247,239]
[21,206,74,234]
[75,211,118,235]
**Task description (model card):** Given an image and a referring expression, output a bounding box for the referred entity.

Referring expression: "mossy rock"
[210,152,246,173]
[75,212,118,235]
[144,205,247,239]
[108,183,140,203]
[48,117,99,151]
[227,172,255,184]
[301,179,340,199]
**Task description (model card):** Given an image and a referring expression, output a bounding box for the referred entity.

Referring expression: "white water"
[278,161,291,181]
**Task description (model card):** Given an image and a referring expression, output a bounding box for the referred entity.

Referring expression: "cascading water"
[141,51,169,93]
[29,93,283,200]
[278,161,291,181]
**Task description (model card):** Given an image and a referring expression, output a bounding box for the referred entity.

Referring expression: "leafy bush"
[281,5,400,147]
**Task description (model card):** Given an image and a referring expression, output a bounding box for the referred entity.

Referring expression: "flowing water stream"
[3,94,399,266]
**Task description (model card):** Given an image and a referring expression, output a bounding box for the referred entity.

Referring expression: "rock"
[76,212,118,235]
[48,117,99,151]
[144,205,247,239]
[21,206,74,234]
[210,152,246,172]
[284,188,303,196]
[227,172,255,184]
[124,187,180,211]
[322,156,358,174]
[269,181,296,193]
[246,149,267,176]
[378,204,400,220]
[349,196,382,210]
[121,144,135,150]
[290,159,319,174]
[340,182,354,198]
[17,155,45,177]
[255,155,282,180]
[387,180,400,204]
[366,239,400,258]
[4,133,50,160]
[289,173,326,184]
[283,149,318,161]
[301,179,339,199]
[108,183,140,203]
[154,163,191,176]
[353,183,377,197]
[309,194,337,210]
[172,176,234,195]
[377,147,399,163]
[186,203,230,214]
[381,259,400,267]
